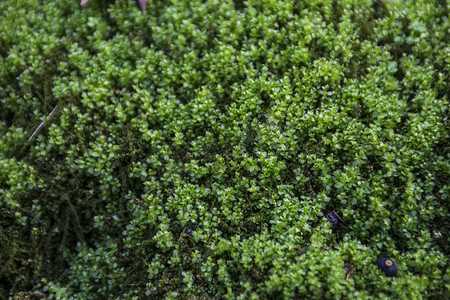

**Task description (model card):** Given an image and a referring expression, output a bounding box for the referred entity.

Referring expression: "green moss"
[0,0,448,298]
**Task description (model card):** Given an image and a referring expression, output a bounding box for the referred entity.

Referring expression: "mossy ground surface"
[0,0,449,299]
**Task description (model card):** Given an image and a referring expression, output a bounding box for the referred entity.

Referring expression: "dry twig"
[27,105,59,143]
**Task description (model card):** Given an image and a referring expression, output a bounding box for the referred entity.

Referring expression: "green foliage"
[0,0,448,299]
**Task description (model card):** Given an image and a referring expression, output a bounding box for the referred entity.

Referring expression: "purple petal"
[138,0,147,11]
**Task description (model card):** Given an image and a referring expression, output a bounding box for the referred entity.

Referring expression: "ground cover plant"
[0,0,448,298]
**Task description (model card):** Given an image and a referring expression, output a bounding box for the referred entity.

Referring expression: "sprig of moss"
[1,0,448,298]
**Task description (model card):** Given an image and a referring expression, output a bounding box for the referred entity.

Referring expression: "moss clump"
[1,0,448,299]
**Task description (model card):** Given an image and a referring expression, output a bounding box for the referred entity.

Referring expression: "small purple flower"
[186,228,191,234]
[325,210,346,229]
[376,257,398,277]
[325,212,338,228]
[138,0,147,11]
